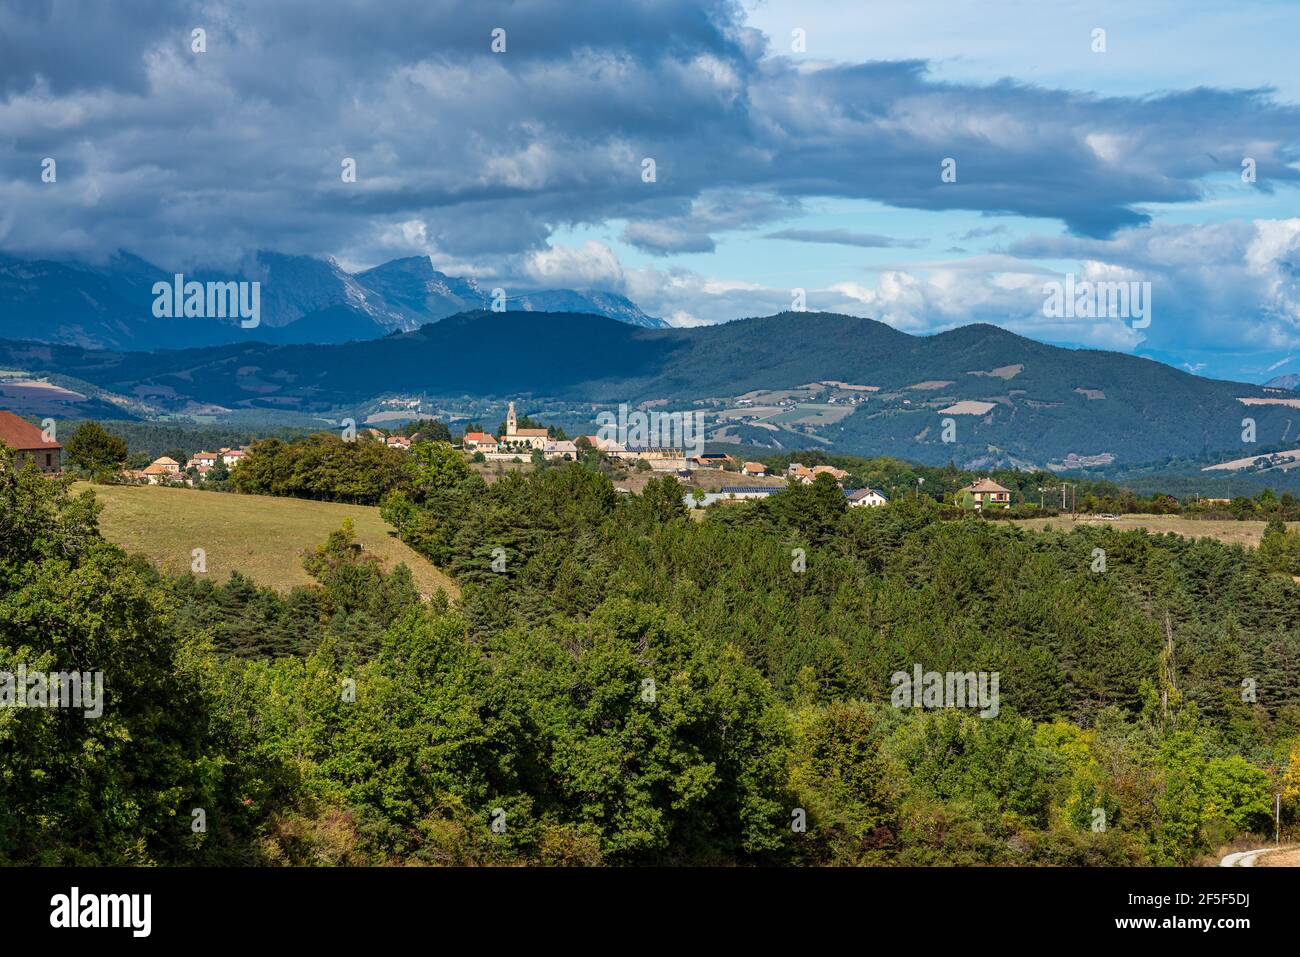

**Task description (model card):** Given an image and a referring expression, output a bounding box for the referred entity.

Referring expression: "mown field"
[76,482,459,597]
[1012,513,1298,547]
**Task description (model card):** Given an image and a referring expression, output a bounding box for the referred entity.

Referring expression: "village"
[0,403,1033,512]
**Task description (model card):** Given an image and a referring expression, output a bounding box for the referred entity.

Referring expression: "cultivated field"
[76,482,459,598]
[767,403,856,426]
[1012,513,1298,547]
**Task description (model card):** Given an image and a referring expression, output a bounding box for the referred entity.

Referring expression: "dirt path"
[1220,845,1298,866]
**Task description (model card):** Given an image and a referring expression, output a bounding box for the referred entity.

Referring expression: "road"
[1219,845,1298,867]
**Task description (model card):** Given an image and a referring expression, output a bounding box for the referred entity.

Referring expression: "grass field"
[77,483,459,598]
[1011,513,1298,547]
[766,403,856,426]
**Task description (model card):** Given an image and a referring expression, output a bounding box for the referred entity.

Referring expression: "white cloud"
[524,241,626,287]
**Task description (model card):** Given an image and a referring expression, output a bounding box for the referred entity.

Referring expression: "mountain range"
[2,309,1298,470]
[0,251,664,351]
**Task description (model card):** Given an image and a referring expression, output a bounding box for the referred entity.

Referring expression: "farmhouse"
[787,463,849,484]
[463,431,499,453]
[385,435,412,451]
[741,461,768,476]
[961,477,1012,510]
[0,410,62,473]
[137,456,182,485]
[845,488,889,508]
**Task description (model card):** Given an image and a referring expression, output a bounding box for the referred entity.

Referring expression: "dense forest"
[3,444,1299,866]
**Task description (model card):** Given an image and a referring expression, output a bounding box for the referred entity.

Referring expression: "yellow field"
[1012,513,1298,547]
[77,482,458,598]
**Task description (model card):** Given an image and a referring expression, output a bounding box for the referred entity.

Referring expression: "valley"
[2,310,1298,482]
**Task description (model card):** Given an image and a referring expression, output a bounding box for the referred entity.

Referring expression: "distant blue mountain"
[0,250,664,350]
[0,309,1291,468]
[1263,373,1300,391]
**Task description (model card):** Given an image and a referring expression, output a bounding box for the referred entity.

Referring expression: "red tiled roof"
[464,432,497,443]
[0,411,61,450]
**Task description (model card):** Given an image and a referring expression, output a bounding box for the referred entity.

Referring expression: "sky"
[1,0,1299,381]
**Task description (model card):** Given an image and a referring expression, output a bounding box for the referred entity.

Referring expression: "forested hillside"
[2,310,1294,467]
[3,451,1298,866]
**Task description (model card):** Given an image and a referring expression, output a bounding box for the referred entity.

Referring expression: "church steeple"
[506,401,517,436]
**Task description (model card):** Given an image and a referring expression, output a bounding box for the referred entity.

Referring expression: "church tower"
[506,401,517,437]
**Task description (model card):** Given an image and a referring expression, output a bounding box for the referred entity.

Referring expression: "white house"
[845,488,889,508]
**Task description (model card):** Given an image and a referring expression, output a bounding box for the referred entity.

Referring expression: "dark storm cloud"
[1,0,1298,269]
[0,1,199,95]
